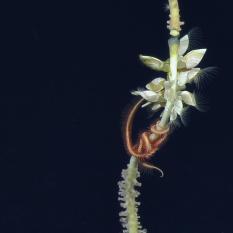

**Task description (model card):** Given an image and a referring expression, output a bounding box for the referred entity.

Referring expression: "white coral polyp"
[177,34,206,86]
[177,68,200,86]
[131,78,165,111]
[135,90,160,102]
[170,97,183,121]
[146,77,165,92]
[169,90,197,121]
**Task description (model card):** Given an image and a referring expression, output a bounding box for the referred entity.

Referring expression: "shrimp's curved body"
[123,98,170,176]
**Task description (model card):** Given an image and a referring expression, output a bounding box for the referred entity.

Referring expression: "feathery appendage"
[118,157,147,233]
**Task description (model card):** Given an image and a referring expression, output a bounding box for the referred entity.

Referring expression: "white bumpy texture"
[118,157,147,233]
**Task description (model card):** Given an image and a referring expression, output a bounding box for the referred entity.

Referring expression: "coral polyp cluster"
[118,1,214,233]
[133,34,207,122]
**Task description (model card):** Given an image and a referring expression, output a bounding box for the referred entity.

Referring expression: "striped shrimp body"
[123,98,170,177]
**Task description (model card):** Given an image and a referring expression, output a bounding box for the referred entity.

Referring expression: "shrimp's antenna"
[123,98,144,157]
[140,161,164,178]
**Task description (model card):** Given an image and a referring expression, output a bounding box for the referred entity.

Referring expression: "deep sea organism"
[118,1,215,233]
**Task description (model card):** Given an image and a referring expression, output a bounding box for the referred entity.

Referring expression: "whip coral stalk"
[118,1,214,233]
[118,157,146,233]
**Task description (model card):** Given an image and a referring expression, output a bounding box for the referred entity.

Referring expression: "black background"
[1,0,233,233]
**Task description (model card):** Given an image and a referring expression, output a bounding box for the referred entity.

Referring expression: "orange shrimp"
[123,98,170,177]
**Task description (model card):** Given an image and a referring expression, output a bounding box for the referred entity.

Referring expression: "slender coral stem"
[159,38,180,128]
[118,156,146,233]
[159,1,182,128]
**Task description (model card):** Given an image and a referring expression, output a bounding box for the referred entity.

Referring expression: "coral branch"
[159,37,180,127]
[118,157,147,233]
[118,1,212,233]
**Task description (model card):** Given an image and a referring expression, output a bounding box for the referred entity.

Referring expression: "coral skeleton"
[118,1,215,233]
